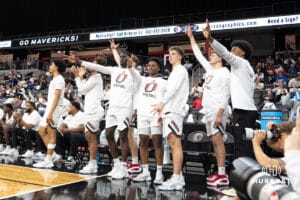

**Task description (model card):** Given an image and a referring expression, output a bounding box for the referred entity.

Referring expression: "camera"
[244,124,280,141]
[230,157,300,200]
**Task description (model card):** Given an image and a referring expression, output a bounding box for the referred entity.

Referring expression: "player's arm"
[109,39,121,66]
[186,25,212,71]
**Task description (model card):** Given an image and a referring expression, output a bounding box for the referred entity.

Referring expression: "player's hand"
[109,39,120,50]
[213,115,222,128]
[151,102,165,115]
[202,19,211,39]
[70,65,79,77]
[185,25,194,38]
[64,54,77,64]
[46,114,54,128]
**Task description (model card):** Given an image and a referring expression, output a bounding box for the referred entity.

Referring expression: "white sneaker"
[154,172,164,185]
[158,175,185,191]
[21,150,34,158]
[22,158,33,165]
[52,152,62,162]
[33,152,46,159]
[180,173,186,186]
[0,144,5,152]
[111,165,128,179]
[107,164,120,177]
[79,162,98,174]
[132,171,152,182]
[33,158,54,168]
[0,146,11,155]
[6,148,19,156]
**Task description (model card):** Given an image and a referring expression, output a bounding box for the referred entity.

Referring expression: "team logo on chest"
[116,72,128,83]
[144,81,158,92]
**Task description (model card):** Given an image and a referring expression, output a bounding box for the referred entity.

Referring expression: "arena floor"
[0,156,235,199]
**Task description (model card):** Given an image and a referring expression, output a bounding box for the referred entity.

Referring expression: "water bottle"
[296,91,300,102]
[163,139,171,165]
[96,152,100,165]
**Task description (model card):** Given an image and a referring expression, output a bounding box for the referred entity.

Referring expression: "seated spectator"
[190,80,203,97]
[102,83,110,102]
[288,73,300,88]
[57,102,86,163]
[274,70,288,86]
[255,66,264,82]
[0,103,18,156]
[283,87,300,121]
[265,88,275,101]
[36,94,47,117]
[11,101,41,157]
[183,59,193,75]
[266,55,274,65]
[255,77,264,90]
[261,96,277,110]
[192,92,203,109]
[288,63,298,74]
[272,80,288,102]
[264,64,275,84]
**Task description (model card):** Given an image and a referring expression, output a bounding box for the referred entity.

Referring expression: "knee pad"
[47,143,56,149]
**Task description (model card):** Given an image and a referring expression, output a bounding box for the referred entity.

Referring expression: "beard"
[25,109,32,113]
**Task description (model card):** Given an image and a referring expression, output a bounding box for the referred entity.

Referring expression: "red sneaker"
[207,172,218,181]
[127,164,142,174]
[207,174,229,187]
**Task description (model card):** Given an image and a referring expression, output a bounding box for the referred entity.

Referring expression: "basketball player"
[202,19,257,159]
[129,58,166,184]
[152,46,189,191]
[187,25,230,186]
[33,60,65,168]
[66,53,133,179]
[71,65,104,174]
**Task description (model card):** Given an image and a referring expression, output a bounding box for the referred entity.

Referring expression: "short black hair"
[231,40,253,60]
[70,101,81,111]
[26,101,36,110]
[149,57,162,69]
[53,60,66,74]
[4,103,13,110]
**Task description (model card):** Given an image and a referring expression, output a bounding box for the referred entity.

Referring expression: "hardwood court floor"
[0,164,95,199]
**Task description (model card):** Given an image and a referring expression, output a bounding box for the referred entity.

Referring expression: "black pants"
[56,131,88,157]
[11,128,45,152]
[232,109,258,159]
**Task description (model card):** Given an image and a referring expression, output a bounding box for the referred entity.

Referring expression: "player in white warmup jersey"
[152,46,189,191]
[129,58,166,184]
[33,60,65,168]
[187,25,230,186]
[66,53,134,179]
[109,39,141,174]
[71,65,104,174]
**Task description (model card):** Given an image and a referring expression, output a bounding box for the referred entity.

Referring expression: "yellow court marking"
[0,179,45,199]
[0,164,95,187]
